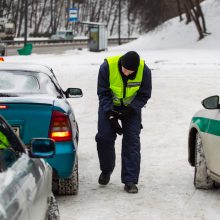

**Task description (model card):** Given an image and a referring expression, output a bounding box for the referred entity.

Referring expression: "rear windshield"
[0,71,39,92]
[0,70,62,97]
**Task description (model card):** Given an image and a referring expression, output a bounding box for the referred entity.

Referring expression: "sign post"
[69,8,78,22]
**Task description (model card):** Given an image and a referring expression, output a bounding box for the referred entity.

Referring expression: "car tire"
[1,50,5,56]
[57,157,79,195]
[76,122,79,144]
[194,132,214,189]
[47,194,60,220]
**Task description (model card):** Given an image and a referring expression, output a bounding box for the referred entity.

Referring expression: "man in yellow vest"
[95,51,152,193]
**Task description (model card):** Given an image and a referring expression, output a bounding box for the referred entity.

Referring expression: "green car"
[188,95,220,189]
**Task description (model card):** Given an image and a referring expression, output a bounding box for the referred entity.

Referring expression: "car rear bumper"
[46,141,76,179]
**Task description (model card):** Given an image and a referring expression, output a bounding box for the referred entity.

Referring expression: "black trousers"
[95,107,141,184]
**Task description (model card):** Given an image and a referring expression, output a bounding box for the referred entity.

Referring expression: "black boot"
[124,182,138,193]
[98,172,111,185]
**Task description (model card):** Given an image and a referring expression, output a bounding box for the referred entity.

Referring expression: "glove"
[106,110,123,135]
[120,106,135,118]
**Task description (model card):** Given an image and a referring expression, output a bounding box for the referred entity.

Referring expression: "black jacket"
[97,58,152,113]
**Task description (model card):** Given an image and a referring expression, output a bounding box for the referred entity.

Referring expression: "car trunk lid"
[0,96,54,144]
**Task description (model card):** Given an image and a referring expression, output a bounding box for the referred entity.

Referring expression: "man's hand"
[106,110,123,135]
[120,106,134,118]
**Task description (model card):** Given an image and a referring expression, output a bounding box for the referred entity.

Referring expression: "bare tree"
[182,0,208,40]
[127,0,168,32]
[0,0,208,40]
[176,0,183,22]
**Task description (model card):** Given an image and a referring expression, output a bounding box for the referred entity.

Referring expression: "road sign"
[69,8,78,22]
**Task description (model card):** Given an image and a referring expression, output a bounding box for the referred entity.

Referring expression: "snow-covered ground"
[2,0,220,219]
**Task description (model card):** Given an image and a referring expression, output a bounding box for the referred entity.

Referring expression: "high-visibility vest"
[0,131,9,149]
[106,55,144,106]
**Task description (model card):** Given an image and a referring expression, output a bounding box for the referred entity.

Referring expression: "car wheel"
[1,50,5,56]
[194,132,214,189]
[47,194,60,220]
[76,122,79,144]
[57,157,78,195]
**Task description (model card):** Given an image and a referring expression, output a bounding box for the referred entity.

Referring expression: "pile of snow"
[113,0,220,50]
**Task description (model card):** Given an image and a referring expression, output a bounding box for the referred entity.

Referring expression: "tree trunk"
[118,0,121,45]
[55,0,65,32]
[17,0,25,37]
[195,0,207,33]
[110,6,118,36]
[176,0,183,22]
[184,3,191,24]
[185,0,204,40]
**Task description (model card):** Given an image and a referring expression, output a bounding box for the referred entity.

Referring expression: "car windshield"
[0,70,61,97]
[57,31,66,36]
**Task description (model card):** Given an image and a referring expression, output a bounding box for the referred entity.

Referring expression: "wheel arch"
[188,127,198,167]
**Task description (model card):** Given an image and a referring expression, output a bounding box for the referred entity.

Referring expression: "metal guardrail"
[2,37,137,46]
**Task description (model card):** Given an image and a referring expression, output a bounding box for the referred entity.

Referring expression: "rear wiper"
[0,93,18,97]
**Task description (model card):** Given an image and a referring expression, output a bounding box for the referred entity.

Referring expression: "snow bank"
[112,0,220,50]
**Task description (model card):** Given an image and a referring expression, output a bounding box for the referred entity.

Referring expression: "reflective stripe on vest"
[106,56,144,106]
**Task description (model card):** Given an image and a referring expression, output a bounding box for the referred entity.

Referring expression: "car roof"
[0,63,55,78]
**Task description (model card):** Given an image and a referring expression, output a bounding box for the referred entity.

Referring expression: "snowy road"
[5,48,220,220]
[52,49,220,220]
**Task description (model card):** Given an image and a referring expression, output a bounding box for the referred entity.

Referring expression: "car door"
[0,116,50,220]
[26,158,51,220]
[204,109,220,176]
[1,153,50,220]
[0,150,29,220]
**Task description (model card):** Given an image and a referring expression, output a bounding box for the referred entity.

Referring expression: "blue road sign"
[69,8,78,22]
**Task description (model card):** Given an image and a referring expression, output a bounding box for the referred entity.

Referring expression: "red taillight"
[49,111,72,142]
[0,105,9,109]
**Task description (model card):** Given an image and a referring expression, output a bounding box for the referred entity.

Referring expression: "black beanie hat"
[121,51,140,71]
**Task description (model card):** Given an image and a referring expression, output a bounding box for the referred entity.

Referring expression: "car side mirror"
[202,95,220,109]
[65,88,83,98]
[30,138,55,158]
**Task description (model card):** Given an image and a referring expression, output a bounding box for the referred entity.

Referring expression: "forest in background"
[0,0,208,39]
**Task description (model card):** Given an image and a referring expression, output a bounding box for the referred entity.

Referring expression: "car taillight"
[0,105,9,109]
[49,111,72,142]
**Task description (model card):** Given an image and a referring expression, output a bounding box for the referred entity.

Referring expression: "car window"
[67,32,73,36]
[0,71,39,92]
[38,72,63,97]
[57,31,65,36]
[0,121,21,171]
[0,70,63,97]
[0,149,17,171]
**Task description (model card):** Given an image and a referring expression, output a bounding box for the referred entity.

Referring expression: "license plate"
[12,127,20,136]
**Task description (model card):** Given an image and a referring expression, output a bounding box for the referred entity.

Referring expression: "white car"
[0,115,60,220]
[50,30,74,41]
[188,95,220,189]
